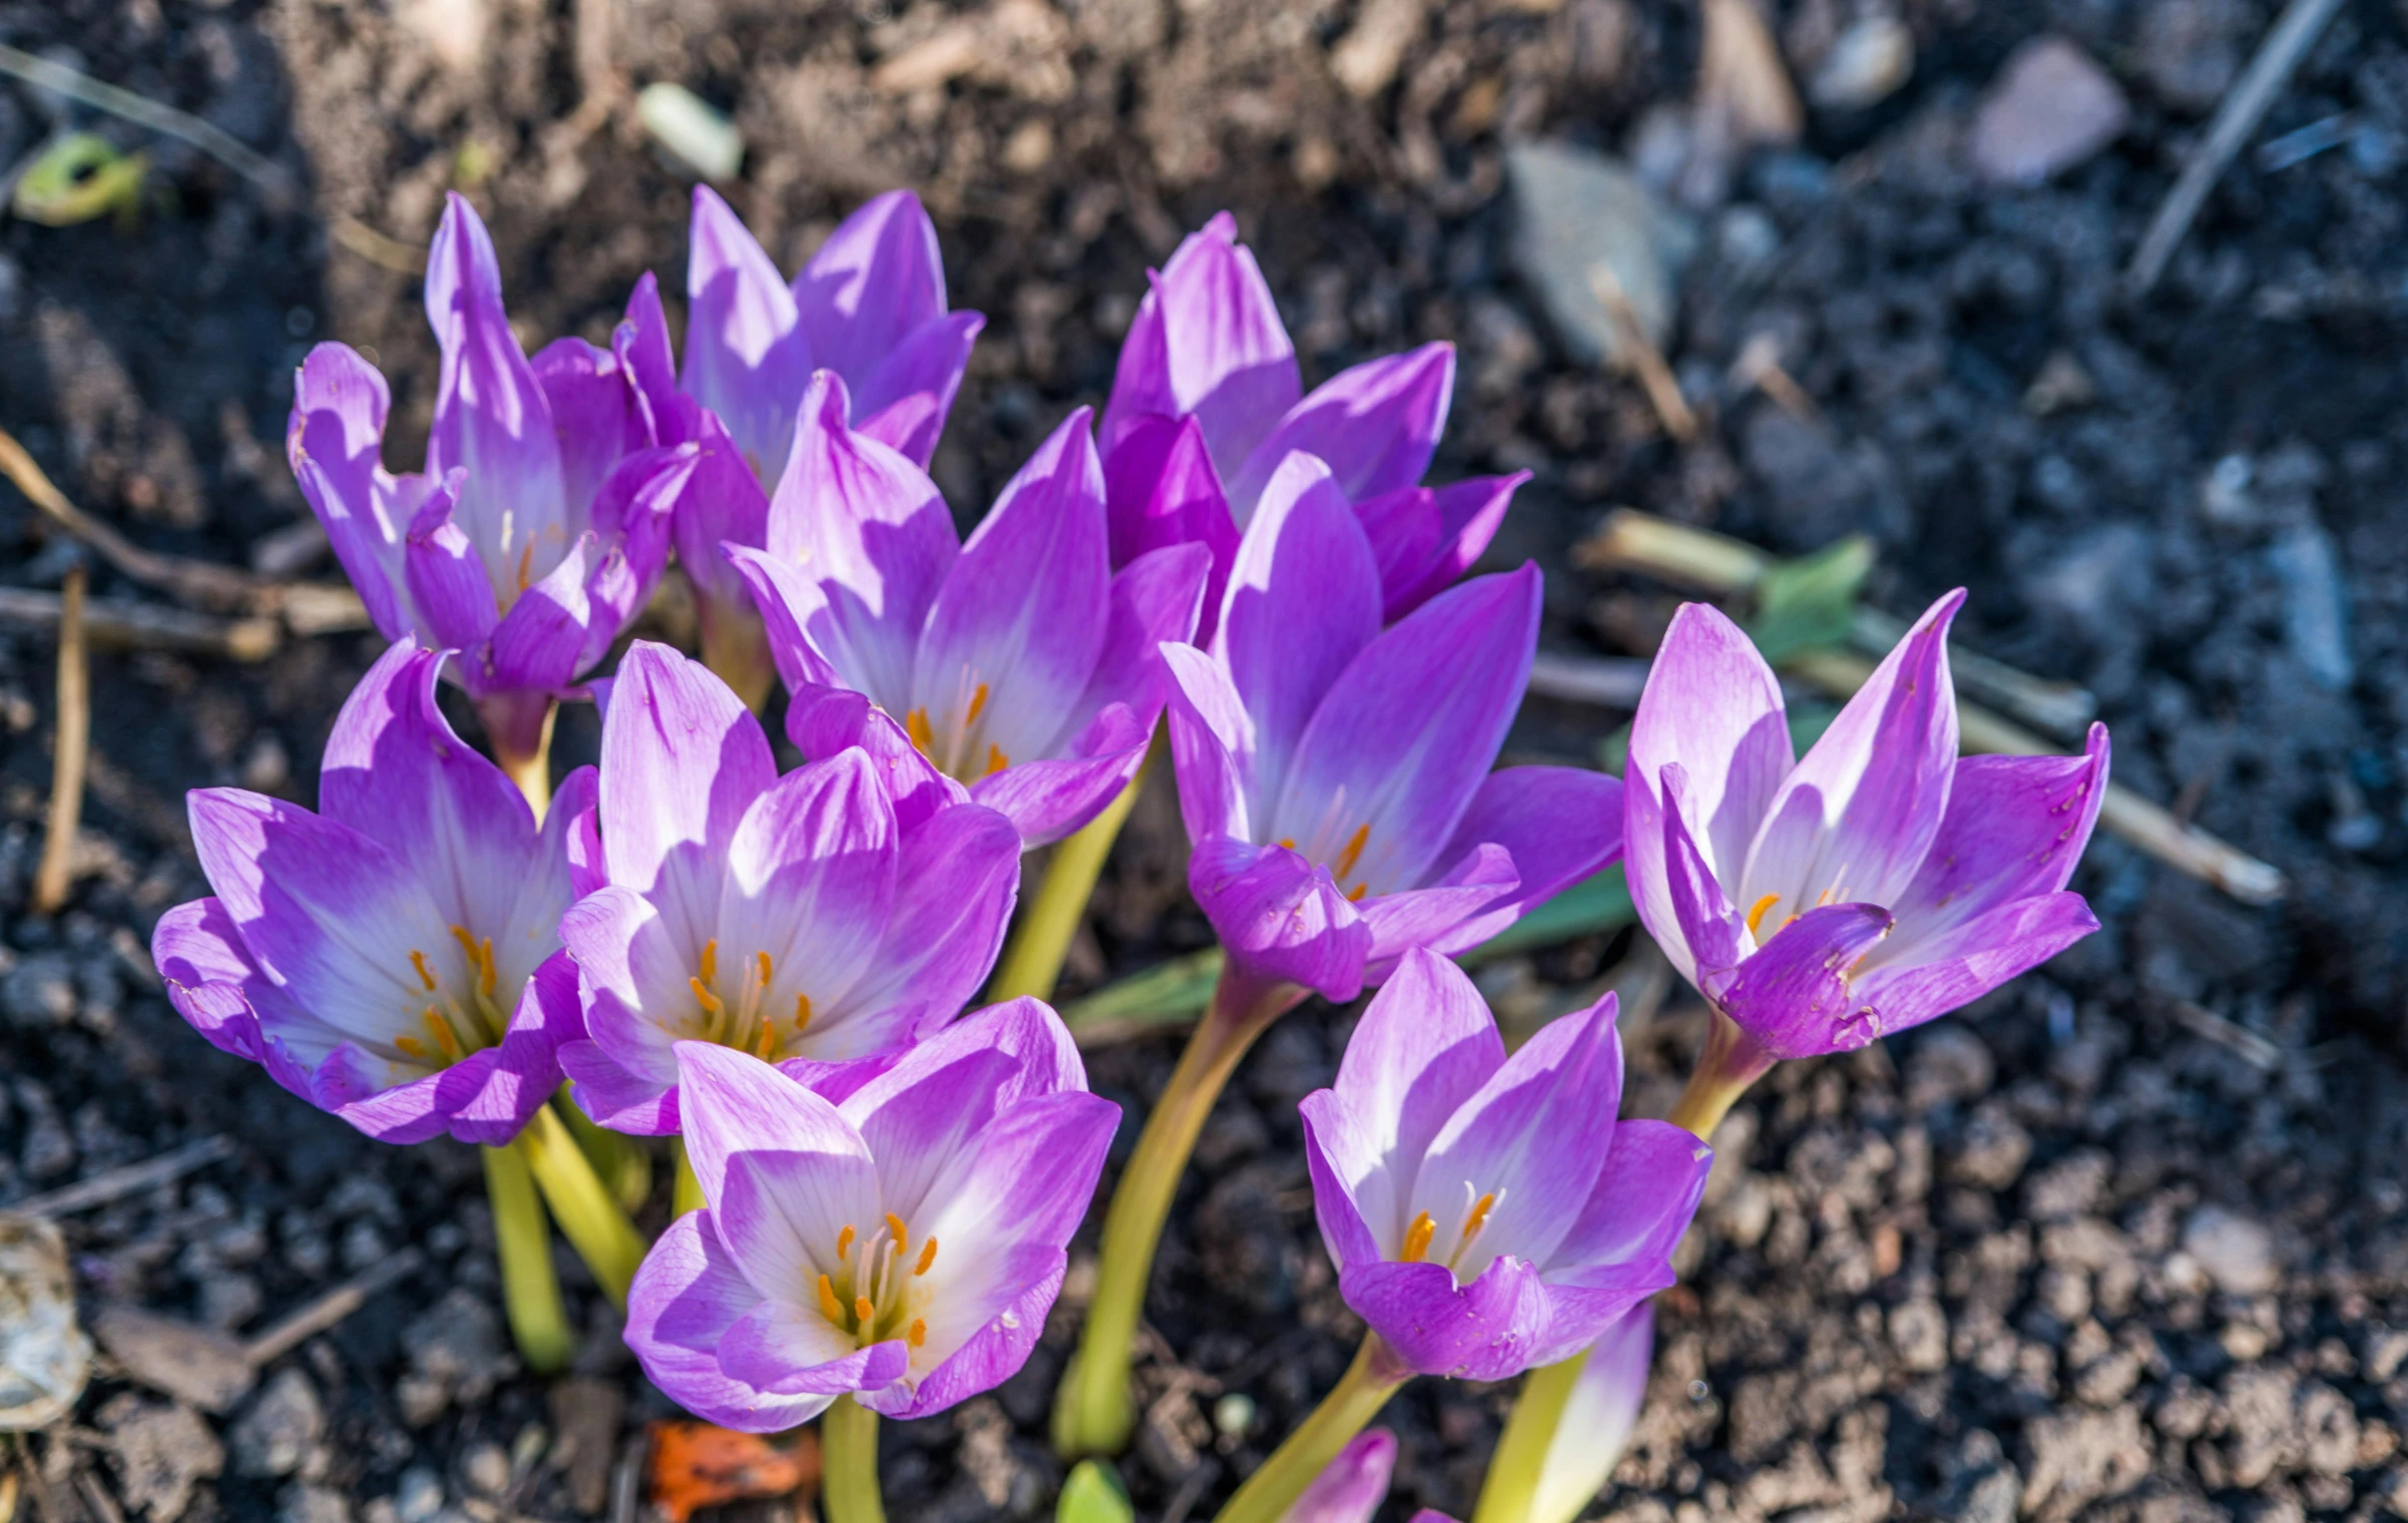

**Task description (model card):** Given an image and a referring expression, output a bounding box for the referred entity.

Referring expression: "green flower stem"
[820,1395,885,1523]
[697,595,776,715]
[485,699,558,821]
[1211,1336,1412,1523]
[521,1103,648,1309]
[558,1093,653,1214]
[988,770,1145,1004]
[1054,964,1305,1458]
[671,1137,706,1217]
[482,1141,572,1374]
[1473,1005,1773,1523]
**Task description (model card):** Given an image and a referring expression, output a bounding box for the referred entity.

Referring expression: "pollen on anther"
[836,1225,855,1261]
[982,744,1009,778]
[395,1035,427,1059]
[914,1238,938,1275]
[907,1318,927,1348]
[853,1295,874,1324]
[965,683,989,727]
[795,993,813,1035]
[885,1214,909,1256]
[1461,1192,1498,1242]
[752,1021,776,1060]
[699,939,719,985]
[690,977,724,1015]
[816,1273,844,1322]
[755,950,773,987]
[903,707,935,757]
[409,949,438,992]
[1400,1212,1436,1264]
[1744,894,1781,939]
[1332,822,1370,882]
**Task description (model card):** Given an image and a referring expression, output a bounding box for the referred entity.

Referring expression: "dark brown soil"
[3,0,2407,1519]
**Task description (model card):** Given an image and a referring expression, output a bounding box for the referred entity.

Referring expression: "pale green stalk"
[820,1395,885,1523]
[482,1142,572,1373]
[1210,1337,1412,1523]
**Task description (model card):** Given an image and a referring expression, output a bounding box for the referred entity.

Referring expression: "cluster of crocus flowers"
[169,183,2122,1523]
[288,195,687,803]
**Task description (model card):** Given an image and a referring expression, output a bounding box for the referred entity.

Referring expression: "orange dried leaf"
[648,1420,821,1523]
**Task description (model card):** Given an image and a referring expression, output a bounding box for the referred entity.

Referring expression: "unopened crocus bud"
[1301,951,1709,1382]
[1532,1303,1654,1523]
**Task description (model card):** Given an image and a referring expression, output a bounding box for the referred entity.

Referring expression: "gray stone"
[2184,1206,2278,1294]
[2268,524,2353,690]
[92,1304,253,1414]
[1890,1298,1949,1372]
[395,1289,509,1425]
[1968,37,2130,186]
[392,1467,445,1523]
[2137,0,2248,113]
[1808,15,1913,110]
[101,1396,226,1523]
[1,954,76,1028]
[1904,1024,1995,1110]
[231,1368,323,1479]
[1506,141,1697,369]
[1946,1103,2032,1192]
[2019,1404,2149,1522]
[461,1442,510,1498]
[0,1214,89,1430]
[279,1485,352,1523]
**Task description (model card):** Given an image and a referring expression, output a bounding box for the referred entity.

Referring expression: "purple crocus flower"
[1159,452,1624,1004]
[555,642,1022,1135]
[619,188,983,701]
[151,639,592,1145]
[1286,1431,1397,1523]
[1532,1304,1653,1523]
[726,377,1209,846]
[1099,213,1524,636]
[1624,596,2111,1064]
[288,195,684,773]
[621,1002,1116,1429]
[1299,950,1708,1382]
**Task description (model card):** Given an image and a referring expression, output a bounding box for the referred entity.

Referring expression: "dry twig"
[9,1138,234,1220]
[0,588,279,662]
[2125,0,2350,295]
[1588,265,1697,441]
[31,567,87,917]
[241,1249,425,1365]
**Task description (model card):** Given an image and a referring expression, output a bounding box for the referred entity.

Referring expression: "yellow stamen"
[817,1273,844,1322]
[795,993,813,1035]
[965,682,988,727]
[753,1020,776,1060]
[690,977,724,1015]
[1814,886,1836,907]
[409,949,438,992]
[1744,893,1781,939]
[477,936,496,999]
[395,1036,427,1059]
[885,1214,909,1257]
[907,1318,926,1348]
[699,939,719,986]
[1461,1192,1497,1242]
[1278,837,1296,850]
[516,540,534,593]
[903,707,935,756]
[755,950,772,987]
[836,1225,856,1261]
[423,1008,461,1062]
[1332,822,1371,883]
[853,1295,874,1325]
[982,744,1009,778]
[1400,1212,1436,1264]
[450,924,480,966]
[1345,882,1368,902]
[914,1237,938,1275]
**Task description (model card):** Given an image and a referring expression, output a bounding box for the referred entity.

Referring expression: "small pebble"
[1211,1392,1254,1437]
[462,1441,510,1498]
[1968,37,2130,186]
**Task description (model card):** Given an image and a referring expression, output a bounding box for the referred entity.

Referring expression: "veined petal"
[673,1042,877,1226]
[424,194,569,587]
[1414,992,1622,1276]
[822,799,1022,1050]
[487,532,596,694]
[1626,603,1792,988]
[717,1293,908,1397]
[153,897,281,1064]
[531,334,646,522]
[1223,343,1455,522]
[1419,766,1627,948]
[725,542,843,694]
[683,186,812,480]
[1738,591,1966,918]
[1100,414,1239,620]
[615,269,688,446]
[1875,724,2111,966]
[720,750,900,1019]
[1716,902,1896,1059]
[288,343,409,639]
[793,190,948,389]
[1355,471,1525,623]
[1218,452,1384,815]
[1532,1304,1655,1523]
[599,643,775,941]
[904,1090,1119,1277]
[836,997,1088,1126]
[1101,213,1299,478]
[851,310,984,468]
[1330,949,1506,1253]
[1339,1254,1553,1383]
[1548,1119,1710,1275]
[967,706,1151,847]
[765,372,958,707]
[1058,540,1210,750]
[1188,836,1369,1003]
[1269,565,1540,896]
[776,684,966,834]
[1161,642,1256,845]
[1355,849,1522,980]
[624,1212,835,1432]
[1300,1093,1387,1272]
[444,951,582,1145]
[1659,764,1745,989]
[1851,891,2098,1036]
[858,1244,1066,1419]
[1288,1430,1397,1523]
[669,412,772,609]
[400,474,494,654]
[910,409,1111,768]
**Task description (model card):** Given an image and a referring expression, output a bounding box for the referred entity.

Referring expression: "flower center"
[1742,879,1856,947]
[1276,820,1373,902]
[392,925,509,1068]
[900,681,1011,784]
[1398,1181,1504,1280]
[687,938,812,1060]
[815,1213,938,1351]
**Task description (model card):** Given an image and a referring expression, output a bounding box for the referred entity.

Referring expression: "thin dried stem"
[32,567,89,916]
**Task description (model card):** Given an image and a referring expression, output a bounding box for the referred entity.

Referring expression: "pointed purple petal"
[400,474,496,653]
[1289,1430,1397,1523]
[1340,1253,1554,1382]
[1423,765,1627,946]
[1101,213,1299,477]
[1099,413,1240,616]
[1301,1093,1386,1272]
[852,310,983,468]
[1355,471,1526,623]
[719,750,899,1021]
[717,1291,907,1397]
[1188,836,1369,1003]
[829,801,1023,1046]
[287,343,409,638]
[616,269,688,446]
[673,1041,875,1219]
[1852,891,2099,1036]
[152,896,274,1063]
[1161,642,1256,844]
[598,642,775,924]
[445,951,583,1146]
[488,533,597,693]
[1549,1119,1711,1276]
[1224,343,1455,520]
[624,1211,834,1432]
[967,705,1150,846]
[670,411,772,609]
[1356,847,1522,979]
[1716,902,1897,1059]
[1659,763,1745,989]
[682,186,812,479]
[532,335,646,519]
[793,190,948,390]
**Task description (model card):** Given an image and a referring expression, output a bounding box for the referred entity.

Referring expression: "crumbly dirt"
[2,0,2407,1519]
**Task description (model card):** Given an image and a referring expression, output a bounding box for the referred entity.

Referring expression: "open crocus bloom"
[1159,452,1623,1004]
[1625,596,2111,1061]
[288,194,682,769]
[622,1003,1116,1429]
[555,643,1022,1135]
[1531,1303,1654,1523]
[619,188,983,692]
[151,639,591,1145]
[727,377,1209,846]
[1098,212,1524,634]
[1300,951,1708,1382]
